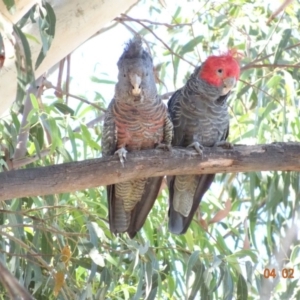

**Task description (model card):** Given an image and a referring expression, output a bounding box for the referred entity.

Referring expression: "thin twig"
[66,54,71,104]
[67,93,106,112]
[242,42,300,70]
[256,13,284,60]
[12,114,104,169]
[222,199,267,239]
[0,222,89,238]
[160,91,175,100]
[242,63,300,72]
[119,20,140,36]
[118,14,196,67]
[0,231,52,271]
[117,15,192,28]
[89,1,138,39]
[91,21,119,39]
[188,0,210,24]
[190,21,201,61]
[267,0,294,24]
[14,77,43,160]
[233,22,252,57]
[239,78,283,107]
[55,58,65,98]
[44,79,106,112]
[0,260,33,300]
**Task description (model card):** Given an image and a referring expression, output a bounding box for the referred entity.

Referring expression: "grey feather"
[167,64,232,234]
[102,37,172,238]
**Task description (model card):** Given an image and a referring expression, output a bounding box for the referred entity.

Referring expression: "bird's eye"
[217,69,223,74]
[123,74,126,77]
[146,73,148,76]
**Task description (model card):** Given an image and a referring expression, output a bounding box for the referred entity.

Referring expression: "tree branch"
[14,77,43,160]
[0,142,300,201]
[119,14,196,67]
[0,260,33,300]
[116,16,192,28]
[241,63,300,71]
[267,0,294,24]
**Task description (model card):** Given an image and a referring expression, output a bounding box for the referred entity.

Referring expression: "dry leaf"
[208,199,231,224]
[53,271,64,297]
[199,217,208,231]
[243,220,251,249]
[61,245,71,267]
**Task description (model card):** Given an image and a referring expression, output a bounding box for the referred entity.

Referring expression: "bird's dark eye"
[123,74,126,77]
[217,69,223,74]
[146,73,148,76]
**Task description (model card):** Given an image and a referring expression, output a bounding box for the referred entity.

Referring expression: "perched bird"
[167,51,240,234]
[102,37,173,238]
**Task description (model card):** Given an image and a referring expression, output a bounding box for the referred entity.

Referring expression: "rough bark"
[0,0,138,116]
[0,142,299,201]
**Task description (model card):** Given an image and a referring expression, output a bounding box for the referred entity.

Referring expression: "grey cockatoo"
[167,50,240,234]
[102,36,173,238]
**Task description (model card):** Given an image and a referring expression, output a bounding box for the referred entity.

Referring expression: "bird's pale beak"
[221,77,237,95]
[130,74,142,96]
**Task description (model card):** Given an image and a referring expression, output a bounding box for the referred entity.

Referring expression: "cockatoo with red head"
[167,50,240,234]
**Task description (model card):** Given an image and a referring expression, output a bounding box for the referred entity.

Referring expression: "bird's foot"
[187,142,204,156]
[156,142,172,151]
[214,141,233,149]
[114,147,127,167]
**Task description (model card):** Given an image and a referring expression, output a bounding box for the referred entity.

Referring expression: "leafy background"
[0,0,300,299]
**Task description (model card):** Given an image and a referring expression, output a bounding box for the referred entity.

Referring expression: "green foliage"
[12,2,56,106]
[35,2,56,69]
[1,0,300,299]
[2,0,14,13]
[13,24,35,105]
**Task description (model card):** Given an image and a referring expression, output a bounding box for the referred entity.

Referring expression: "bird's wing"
[168,91,230,234]
[101,101,116,157]
[127,176,164,238]
[168,89,186,146]
[101,101,123,233]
